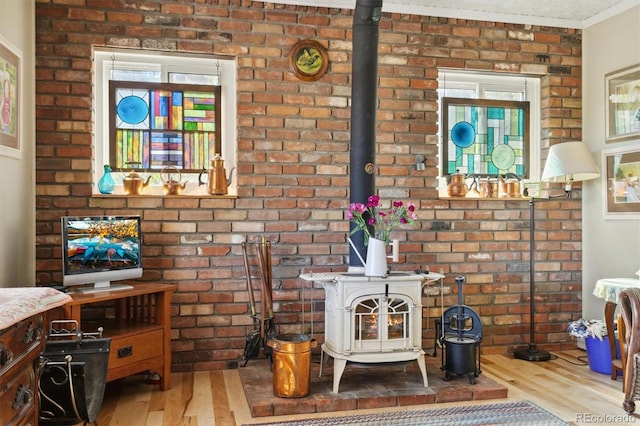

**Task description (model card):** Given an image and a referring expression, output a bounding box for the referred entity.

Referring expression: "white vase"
[364,237,387,277]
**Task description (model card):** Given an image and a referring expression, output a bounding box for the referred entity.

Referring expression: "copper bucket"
[267,334,317,398]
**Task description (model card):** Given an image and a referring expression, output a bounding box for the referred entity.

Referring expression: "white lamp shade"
[541,141,600,183]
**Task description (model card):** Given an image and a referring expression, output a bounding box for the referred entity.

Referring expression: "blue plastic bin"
[585,336,620,374]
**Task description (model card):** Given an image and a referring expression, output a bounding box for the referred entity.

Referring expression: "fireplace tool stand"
[38,320,111,425]
[240,238,275,367]
[438,276,482,384]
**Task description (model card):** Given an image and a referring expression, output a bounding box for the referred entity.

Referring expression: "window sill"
[438,196,530,201]
[437,188,529,200]
[93,184,238,198]
[93,193,238,199]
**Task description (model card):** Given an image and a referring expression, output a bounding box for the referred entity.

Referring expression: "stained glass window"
[109,81,221,172]
[442,97,530,178]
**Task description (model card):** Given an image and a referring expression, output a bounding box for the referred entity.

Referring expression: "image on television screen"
[64,217,141,274]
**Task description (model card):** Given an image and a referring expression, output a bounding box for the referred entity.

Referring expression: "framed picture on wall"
[0,34,21,159]
[441,97,530,179]
[605,64,640,143]
[602,145,640,220]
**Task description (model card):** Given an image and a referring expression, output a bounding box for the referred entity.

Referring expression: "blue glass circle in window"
[451,121,475,148]
[117,95,149,125]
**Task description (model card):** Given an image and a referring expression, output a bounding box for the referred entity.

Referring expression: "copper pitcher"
[479,177,499,198]
[499,173,521,198]
[447,170,468,197]
[198,154,235,195]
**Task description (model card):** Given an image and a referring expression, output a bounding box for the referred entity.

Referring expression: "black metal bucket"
[443,336,479,382]
[39,322,111,425]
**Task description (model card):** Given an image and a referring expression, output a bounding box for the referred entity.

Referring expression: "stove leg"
[332,358,347,393]
[416,354,429,387]
[319,348,325,378]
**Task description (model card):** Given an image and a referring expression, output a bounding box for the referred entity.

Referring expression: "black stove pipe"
[349,0,382,268]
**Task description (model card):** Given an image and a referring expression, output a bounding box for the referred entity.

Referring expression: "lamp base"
[513,344,552,362]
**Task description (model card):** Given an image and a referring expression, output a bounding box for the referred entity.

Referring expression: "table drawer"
[108,328,163,370]
[0,315,43,376]
[0,365,36,426]
[15,407,37,426]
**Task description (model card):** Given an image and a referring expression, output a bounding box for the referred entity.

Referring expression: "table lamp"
[514,141,600,361]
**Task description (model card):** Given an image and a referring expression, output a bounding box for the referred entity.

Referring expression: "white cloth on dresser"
[0,287,71,329]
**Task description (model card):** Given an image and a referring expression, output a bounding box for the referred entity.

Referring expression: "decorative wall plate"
[288,39,329,82]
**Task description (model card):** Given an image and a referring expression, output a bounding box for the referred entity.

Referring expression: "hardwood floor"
[91,350,633,426]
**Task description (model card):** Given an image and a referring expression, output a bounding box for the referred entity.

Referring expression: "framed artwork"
[442,97,530,178]
[0,35,21,158]
[605,64,640,143]
[602,145,640,219]
[288,39,329,82]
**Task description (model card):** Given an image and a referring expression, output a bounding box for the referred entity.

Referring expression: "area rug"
[247,400,570,425]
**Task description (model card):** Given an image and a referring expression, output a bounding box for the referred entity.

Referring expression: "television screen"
[62,216,143,293]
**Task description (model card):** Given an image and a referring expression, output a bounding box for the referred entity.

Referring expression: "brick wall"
[34,0,583,371]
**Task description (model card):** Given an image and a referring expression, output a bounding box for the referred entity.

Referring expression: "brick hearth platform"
[238,353,508,417]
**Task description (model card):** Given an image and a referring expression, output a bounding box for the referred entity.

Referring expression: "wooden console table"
[63,283,175,390]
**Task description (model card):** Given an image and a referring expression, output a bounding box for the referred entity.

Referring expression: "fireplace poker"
[265,239,274,315]
[265,239,275,356]
[241,241,261,366]
[265,239,272,289]
[256,239,275,362]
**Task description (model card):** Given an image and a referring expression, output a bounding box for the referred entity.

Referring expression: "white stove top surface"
[300,271,444,282]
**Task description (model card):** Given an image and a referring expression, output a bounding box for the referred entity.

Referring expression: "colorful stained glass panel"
[442,97,529,178]
[110,81,221,172]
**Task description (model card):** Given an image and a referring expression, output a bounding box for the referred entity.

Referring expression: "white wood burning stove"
[301,271,443,393]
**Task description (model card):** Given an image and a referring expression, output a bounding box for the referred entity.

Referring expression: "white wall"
[0,0,35,287]
[583,5,640,320]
